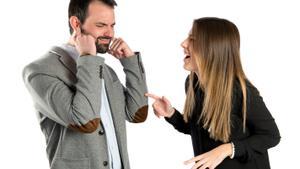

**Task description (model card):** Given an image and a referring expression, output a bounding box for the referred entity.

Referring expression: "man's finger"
[71,29,77,39]
[110,38,122,51]
[75,26,81,37]
[114,38,124,51]
[116,45,124,56]
[109,38,119,50]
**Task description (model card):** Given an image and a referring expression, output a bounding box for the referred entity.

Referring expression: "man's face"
[81,1,115,53]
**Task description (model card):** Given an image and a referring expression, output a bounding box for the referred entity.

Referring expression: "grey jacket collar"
[50,46,77,76]
[49,46,115,83]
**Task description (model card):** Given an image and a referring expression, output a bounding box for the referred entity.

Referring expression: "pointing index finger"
[145,93,160,100]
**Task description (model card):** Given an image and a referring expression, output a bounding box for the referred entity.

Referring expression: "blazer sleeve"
[119,52,148,123]
[232,84,281,162]
[165,110,191,134]
[23,55,105,133]
[165,76,191,134]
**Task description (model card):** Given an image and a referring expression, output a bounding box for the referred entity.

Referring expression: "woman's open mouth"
[184,55,191,59]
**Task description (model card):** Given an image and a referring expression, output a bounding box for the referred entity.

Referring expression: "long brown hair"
[183,17,248,143]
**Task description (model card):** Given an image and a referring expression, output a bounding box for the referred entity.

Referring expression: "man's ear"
[69,16,81,33]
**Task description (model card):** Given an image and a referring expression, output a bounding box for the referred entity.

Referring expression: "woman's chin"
[183,64,192,71]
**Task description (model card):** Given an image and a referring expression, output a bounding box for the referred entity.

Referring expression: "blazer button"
[98,129,105,135]
[103,161,108,166]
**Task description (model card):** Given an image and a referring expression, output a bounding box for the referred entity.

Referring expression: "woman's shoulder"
[233,79,261,102]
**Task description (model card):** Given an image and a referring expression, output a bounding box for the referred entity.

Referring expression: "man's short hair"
[68,0,117,34]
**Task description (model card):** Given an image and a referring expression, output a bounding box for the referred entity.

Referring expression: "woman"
[146,17,280,169]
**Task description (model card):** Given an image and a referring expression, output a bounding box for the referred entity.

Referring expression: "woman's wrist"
[167,107,175,118]
[220,143,233,158]
[166,105,175,118]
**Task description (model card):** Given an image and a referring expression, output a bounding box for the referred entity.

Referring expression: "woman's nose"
[181,41,185,48]
[181,39,188,49]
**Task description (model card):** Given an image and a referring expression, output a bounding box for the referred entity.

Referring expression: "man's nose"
[103,27,114,37]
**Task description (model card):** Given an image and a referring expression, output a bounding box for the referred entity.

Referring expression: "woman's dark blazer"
[166,76,280,169]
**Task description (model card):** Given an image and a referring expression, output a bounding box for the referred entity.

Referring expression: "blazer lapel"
[50,46,77,76]
[102,65,116,112]
[102,66,125,156]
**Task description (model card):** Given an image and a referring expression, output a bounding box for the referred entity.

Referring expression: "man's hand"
[72,28,97,56]
[108,38,134,59]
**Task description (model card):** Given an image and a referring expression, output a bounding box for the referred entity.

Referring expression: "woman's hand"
[145,93,175,118]
[184,143,233,169]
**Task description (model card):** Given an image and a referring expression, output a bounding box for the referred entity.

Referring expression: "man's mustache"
[80,27,112,42]
[97,36,112,41]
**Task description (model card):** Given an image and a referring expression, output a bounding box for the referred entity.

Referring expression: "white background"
[0,0,299,168]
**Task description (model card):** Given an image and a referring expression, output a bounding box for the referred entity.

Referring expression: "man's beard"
[80,27,112,54]
[96,36,112,54]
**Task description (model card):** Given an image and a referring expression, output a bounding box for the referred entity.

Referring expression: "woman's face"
[181,32,198,72]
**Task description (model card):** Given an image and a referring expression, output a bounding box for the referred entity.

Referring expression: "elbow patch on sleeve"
[132,105,148,123]
[68,118,100,133]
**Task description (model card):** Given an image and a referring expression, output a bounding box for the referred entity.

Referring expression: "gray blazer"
[22,46,148,169]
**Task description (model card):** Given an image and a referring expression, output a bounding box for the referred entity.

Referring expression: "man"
[22,0,148,169]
